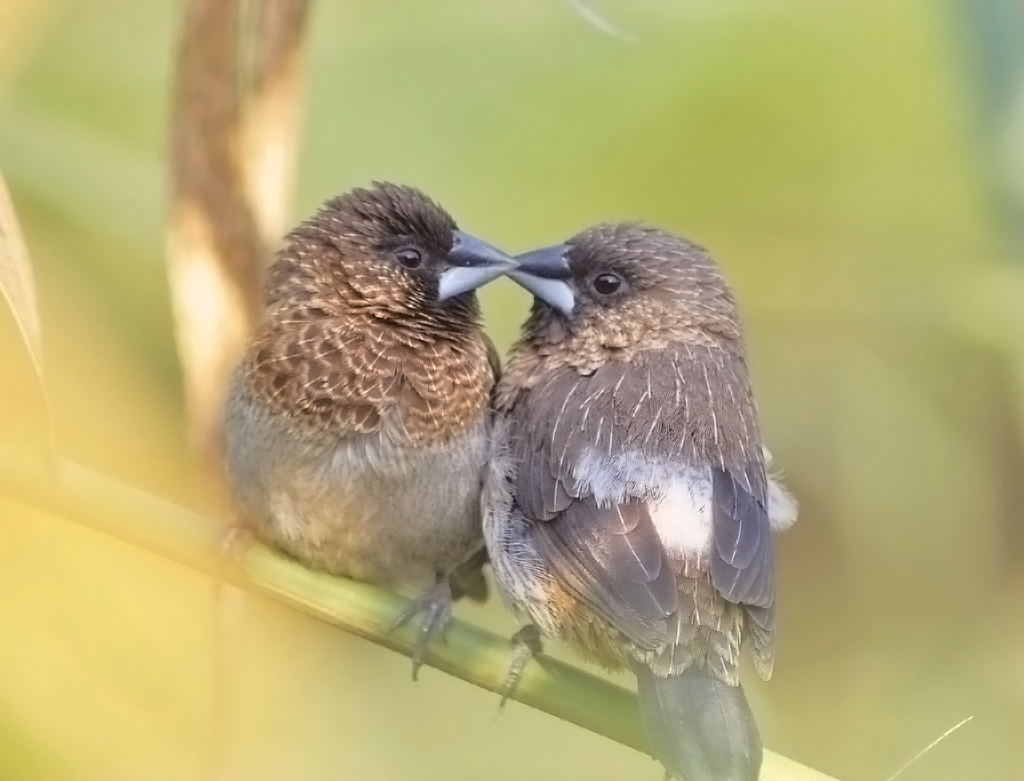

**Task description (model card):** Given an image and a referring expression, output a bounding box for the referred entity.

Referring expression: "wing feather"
[504,344,777,658]
[534,498,676,649]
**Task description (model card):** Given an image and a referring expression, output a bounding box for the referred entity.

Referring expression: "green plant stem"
[0,444,838,781]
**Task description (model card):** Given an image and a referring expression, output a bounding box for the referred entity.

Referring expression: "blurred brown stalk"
[167,0,310,465]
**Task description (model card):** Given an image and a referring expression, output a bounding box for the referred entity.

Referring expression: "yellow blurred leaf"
[0,0,54,90]
[0,170,44,388]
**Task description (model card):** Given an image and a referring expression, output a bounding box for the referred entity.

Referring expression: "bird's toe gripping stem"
[392,578,454,681]
[500,623,544,707]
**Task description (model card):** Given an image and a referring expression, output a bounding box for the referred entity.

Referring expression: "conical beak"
[436,231,516,301]
[509,244,575,316]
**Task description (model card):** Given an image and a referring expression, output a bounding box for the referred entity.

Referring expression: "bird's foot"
[500,624,543,707]
[218,520,255,562]
[392,580,453,681]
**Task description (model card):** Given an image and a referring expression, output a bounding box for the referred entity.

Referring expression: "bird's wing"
[246,319,401,435]
[508,346,774,644]
[508,363,679,649]
[709,458,776,674]
[711,463,773,608]
[533,496,677,649]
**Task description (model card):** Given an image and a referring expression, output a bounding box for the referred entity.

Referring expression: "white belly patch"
[573,448,715,558]
[648,469,714,557]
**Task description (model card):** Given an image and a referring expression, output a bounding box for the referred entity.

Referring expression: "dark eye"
[395,246,424,269]
[592,273,623,295]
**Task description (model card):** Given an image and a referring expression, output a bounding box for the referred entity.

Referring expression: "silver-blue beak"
[437,231,516,301]
[509,244,575,316]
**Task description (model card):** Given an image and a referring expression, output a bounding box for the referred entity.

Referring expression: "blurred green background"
[1,0,1023,779]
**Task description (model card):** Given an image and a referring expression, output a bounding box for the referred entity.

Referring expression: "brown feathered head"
[265,182,513,328]
[509,223,744,358]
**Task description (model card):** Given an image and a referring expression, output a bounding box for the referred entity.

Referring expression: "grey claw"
[218,520,254,561]
[392,580,454,681]
[500,624,543,707]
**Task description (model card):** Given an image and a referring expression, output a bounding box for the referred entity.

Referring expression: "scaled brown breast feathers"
[247,320,495,445]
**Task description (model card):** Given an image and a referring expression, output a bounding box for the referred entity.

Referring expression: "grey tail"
[634,664,763,781]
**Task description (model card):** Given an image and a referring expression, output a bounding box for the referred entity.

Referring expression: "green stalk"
[0,443,838,781]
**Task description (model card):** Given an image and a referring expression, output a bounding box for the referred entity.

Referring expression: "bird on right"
[483,223,797,781]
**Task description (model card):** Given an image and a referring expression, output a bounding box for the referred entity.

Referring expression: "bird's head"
[267,182,513,327]
[509,223,744,362]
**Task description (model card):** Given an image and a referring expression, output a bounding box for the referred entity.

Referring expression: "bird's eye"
[395,246,424,269]
[592,273,623,295]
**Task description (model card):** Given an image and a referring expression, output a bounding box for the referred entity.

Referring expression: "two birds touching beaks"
[222,182,798,781]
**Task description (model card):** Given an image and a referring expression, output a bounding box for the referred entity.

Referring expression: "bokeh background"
[1,0,1023,779]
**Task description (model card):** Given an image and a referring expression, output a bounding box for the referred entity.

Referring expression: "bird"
[222,182,515,676]
[482,223,797,781]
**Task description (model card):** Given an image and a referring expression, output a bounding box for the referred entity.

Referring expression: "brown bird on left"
[222,182,514,675]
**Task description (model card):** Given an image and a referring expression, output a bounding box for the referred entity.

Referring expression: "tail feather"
[634,664,762,781]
